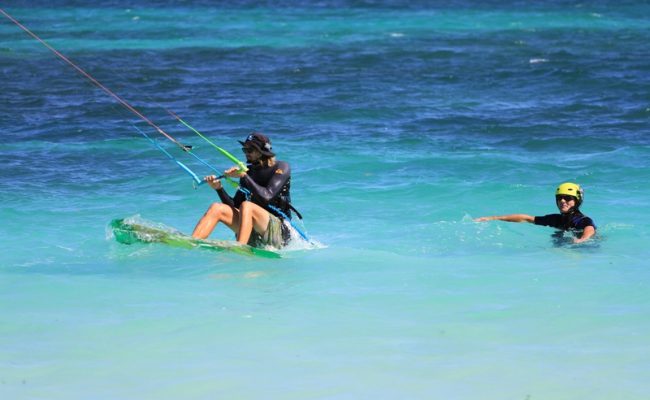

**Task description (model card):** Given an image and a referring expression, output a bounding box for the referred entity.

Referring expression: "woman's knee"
[239,201,254,213]
[207,202,227,217]
[240,201,268,224]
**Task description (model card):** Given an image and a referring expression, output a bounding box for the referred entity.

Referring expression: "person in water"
[474,182,596,244]
[192,132,293,248]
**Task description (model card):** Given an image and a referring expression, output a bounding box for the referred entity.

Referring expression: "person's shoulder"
[274,160,291,173]
[534,213,561,226]
[539,213,560,218]
[573,213,596,229]
[274,160,290,174]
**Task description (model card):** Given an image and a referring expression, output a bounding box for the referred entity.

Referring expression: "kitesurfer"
[192,132,293,248]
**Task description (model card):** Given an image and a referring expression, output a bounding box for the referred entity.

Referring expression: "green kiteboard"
[110,218,281,259]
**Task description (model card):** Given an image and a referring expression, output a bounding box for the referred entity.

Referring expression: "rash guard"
[216,160,292,220]
[534,211,596,231]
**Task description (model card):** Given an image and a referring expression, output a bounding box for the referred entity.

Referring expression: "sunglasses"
[556,195,576,202]
[242,147,257,154]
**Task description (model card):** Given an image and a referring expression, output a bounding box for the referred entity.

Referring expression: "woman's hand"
[573,225,596,244]
[204,175,222,190]
[224,166,246,178]
[474,216,494,222]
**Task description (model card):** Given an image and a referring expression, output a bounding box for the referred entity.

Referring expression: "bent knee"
[207,202,228,216]
[240,200,252,207]
[240,200,259,212]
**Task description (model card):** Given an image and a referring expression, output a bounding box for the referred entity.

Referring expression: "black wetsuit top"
[216,160,292,220]
[534,211,596,231]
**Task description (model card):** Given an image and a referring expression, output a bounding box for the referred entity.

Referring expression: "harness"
[237,183,309,241]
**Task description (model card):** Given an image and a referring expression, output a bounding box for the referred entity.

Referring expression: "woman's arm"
[240,162,291,203]
[205,175,235,208]
[474,214,535,223]
[573,225,595,243]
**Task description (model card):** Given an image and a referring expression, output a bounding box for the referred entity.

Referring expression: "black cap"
[239,132,275,157]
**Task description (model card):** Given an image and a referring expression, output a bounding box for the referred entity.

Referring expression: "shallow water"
[1,2,649,399]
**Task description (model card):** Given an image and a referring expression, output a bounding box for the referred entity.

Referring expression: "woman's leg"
[237,201,271,244]
[191,203,240,239]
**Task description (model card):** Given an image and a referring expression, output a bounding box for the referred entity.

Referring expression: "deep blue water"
[1,2,649,399]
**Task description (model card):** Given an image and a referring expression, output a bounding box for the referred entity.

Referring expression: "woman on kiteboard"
[192,132,294,248]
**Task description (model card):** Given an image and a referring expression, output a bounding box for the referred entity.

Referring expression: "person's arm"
[240,162,291,203]
[474,214,535,223]
[216,187,235,208]
[204,175,235,207]
[573,225,596,244]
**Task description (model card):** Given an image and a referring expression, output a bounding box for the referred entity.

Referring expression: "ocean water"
[1,1,649,398]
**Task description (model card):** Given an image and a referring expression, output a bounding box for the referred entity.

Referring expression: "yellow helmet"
[555,182,584,206]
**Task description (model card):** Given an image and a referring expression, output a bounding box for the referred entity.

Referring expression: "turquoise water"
[1,2,649,398]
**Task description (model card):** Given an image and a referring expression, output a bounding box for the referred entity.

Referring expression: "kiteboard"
[110,218,281,259]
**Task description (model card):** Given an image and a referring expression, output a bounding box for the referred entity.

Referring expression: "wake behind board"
[110,218,281,259]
